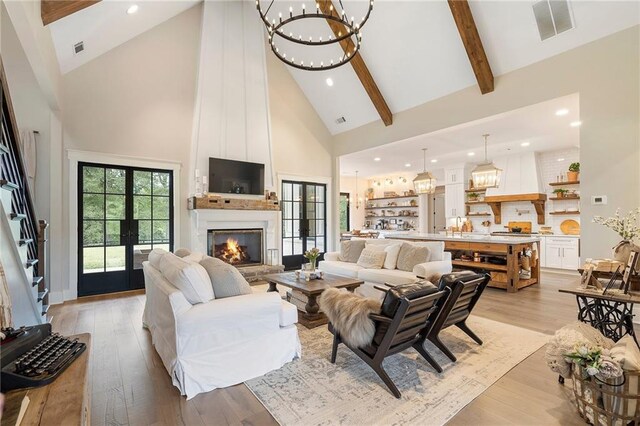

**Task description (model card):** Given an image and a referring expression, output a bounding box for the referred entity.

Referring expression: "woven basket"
[571,365,640,425]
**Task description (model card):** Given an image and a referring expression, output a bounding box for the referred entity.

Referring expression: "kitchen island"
[386,233,541,293]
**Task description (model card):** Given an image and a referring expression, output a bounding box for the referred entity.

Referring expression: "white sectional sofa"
[319,239,452,299]
[142,252,300,399]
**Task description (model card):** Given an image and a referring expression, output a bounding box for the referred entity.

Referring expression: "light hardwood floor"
[50,271,589,426]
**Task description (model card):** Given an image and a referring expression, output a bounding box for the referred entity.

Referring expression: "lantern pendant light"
[413,149,436,194]
[471,134,502,189]
[355,170,360,209]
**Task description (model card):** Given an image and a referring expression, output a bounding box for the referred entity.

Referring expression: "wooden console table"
[1,333,91,426]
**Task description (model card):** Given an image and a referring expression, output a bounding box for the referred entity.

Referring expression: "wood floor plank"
[50,271,591,425]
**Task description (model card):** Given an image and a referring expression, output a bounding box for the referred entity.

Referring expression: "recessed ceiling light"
[404,163,411,167]
[325,77,334,87]
[431,159,438,163]
[521,142,530,147]
[557,158,565,162]
[373,157,381,162]
[555,108,569,116]
[127,4,139,14]
[570,121,582,127]
[467,152,475,157]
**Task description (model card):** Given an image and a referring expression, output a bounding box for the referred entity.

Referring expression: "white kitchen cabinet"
[543,236,580,270]
[445,183,465,218]
[539,237,546,268]
[445,168,464,185]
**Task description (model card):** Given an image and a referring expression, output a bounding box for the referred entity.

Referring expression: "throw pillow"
[159,252,214,304]
[174,248,192,258]
[148,248,168,270]
[200,257,252,299]
[366,242,402,270]
[356,248,387,269]
[611,335,640,371]
[396,243,431,272]
[339,240,366,263]
[318,287,381,348]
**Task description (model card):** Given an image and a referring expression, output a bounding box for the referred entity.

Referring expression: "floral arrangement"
[304,247,321,269]
[564,342,623,380]
[593,208,640,241]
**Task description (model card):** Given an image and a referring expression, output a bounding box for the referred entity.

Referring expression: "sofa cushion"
[148,248,168,270]
[280,300,298,327]
[366,242,402,270]
[200,257,252,299]
[182,252,205,263]
[611,335,640,371]
[159,252,214,304]
[339,240,366,263]
[319,260,364,278]
[174,248,192,258]
[411,241,445,262]
[356,248,386,269]
[396,243,431,272]
[357,268,418,286]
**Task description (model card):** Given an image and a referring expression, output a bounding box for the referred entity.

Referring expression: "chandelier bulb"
[320,61,324,67]
[316,3,319,12]
[283,53,286,58]
[330,4,333,11]
[309,36,312,42]
[289,6,293,17]
[289,32,293,37]
[319,36,323,42]
[330,59,334,65]
[310,61,314,67]
[302,3,305,14]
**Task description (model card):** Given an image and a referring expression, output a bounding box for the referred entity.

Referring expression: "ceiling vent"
[73,41,85,55]
[335,116,347,124]
[532,0,574,41]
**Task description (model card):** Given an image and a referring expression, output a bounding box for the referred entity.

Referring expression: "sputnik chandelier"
[256,0,375,71]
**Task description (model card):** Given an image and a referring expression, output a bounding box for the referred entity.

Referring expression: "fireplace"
[208,228,264,267]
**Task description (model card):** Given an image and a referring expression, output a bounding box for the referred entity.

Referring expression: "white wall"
[332,26,640,259]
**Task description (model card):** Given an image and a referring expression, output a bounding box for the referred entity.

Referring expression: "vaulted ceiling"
[46,0,639,134]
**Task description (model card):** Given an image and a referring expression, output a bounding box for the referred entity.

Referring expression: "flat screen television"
[208,157,265,195]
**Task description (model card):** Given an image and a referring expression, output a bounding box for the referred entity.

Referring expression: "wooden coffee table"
[264,272,363,328]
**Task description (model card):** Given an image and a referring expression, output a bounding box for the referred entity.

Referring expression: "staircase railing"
[0,57,49,316]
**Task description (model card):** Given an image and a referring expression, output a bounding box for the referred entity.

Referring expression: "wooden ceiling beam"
[318,1,393,126]
[41,0,101,26]
[447,0,494,94]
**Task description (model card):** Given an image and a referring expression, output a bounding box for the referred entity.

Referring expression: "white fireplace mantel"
[190,209,281,264]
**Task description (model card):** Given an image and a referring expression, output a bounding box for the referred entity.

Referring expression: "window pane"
[152,196,170,219]
[134,171,152,195]
[83,194,104,219]
[134,195,151,219]
[306,238,316,251]
[316,186,325,203]
[83,221,104,246]
[316,238,325,253]
[106,246,126,271]
[282,201,292,220]
[282,183,292,201]
[309,221,317,237]
[293,184,302,201]
[317,203,325,219]
[153,172,170,196]
[283,239,292,256]
[284,220,293,238]
[306,202,316,219]
[105,221,120,246]
[105,168,125,194]
[83,247,104,273]
[293,238,303,255]
[307,185,316,202]
[153,221,170,243]
[316,220,325,237]
[293,202,301,219]
[106,195,125,219]
[139,220,152,244]
[83,167,104,193]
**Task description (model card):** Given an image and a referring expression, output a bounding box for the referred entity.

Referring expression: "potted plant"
[593,208,640,263]
[568,162,580,182]
[467,192,480,202]
[553,188,569,198]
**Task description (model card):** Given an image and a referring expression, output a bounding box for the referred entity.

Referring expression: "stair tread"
[0,180,19,191]
[37,288,49,302]
[26,259,38,268]
[19,238,34,246]
[10,212,27,221]
[32,276,43,287]
[0,144,8,154]
[41,305,50,316]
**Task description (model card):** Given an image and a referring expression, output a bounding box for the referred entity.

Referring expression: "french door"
[78,163,174,296]
[281,181,327,270]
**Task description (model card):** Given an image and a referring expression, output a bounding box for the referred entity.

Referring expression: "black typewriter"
[1,323,86,392]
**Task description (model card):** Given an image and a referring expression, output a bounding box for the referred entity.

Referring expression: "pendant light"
[471,134,502,189]
[355,170,360,209]
[413,149,436,194]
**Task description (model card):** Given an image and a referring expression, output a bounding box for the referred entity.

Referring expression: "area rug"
[245,316,548,426]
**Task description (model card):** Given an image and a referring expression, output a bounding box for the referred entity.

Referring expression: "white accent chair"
[320,239,452,299]
[142,259,300,399]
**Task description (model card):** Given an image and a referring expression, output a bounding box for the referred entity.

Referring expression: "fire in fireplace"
[208,228,263,267]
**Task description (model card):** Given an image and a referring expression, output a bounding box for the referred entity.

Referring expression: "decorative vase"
[567,171,580,182]
[613,240,640,264]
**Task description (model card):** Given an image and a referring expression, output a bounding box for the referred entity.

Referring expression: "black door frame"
[77,162,174,296]
[281,180,327,270]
